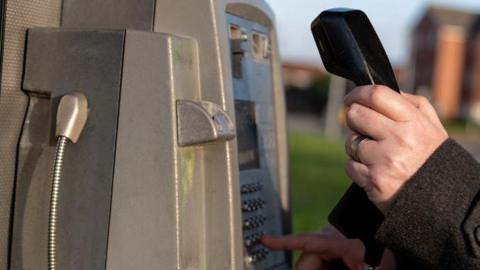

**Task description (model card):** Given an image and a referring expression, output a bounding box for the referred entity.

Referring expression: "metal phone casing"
[5,0,290,270]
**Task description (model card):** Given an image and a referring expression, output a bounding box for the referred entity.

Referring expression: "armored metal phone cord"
[48,92,88,270]
[48,136,68,270]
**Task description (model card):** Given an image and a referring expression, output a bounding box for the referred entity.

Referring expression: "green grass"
[444,120,480,138]
[289,132,351,233]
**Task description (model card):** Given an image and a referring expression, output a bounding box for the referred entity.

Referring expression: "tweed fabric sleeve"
[375,139,480,269]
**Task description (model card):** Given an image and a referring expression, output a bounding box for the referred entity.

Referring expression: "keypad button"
[244,231,264,248]
[243,215,266,230]
[245,246,269,264]
[242,198,265,212]
[240,182,264,194]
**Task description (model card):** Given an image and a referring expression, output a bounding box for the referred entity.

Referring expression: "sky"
[265,0,480,67]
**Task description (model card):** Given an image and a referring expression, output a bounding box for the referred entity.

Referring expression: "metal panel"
[0,1,61,268]
[62,0,155,30]
[2,1,289,270]
[11,28,125,270]
[154,2,244,269]
[106,31,205,270]
[153,1,290,269]
[227,13,286,269]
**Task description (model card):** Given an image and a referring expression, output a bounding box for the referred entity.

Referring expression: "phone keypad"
[240,177,271,265]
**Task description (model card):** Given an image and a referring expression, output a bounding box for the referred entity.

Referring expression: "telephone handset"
[311,8,401,267]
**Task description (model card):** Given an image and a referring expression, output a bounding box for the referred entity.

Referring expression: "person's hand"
[344,85,448,211]
[261,226,396,270]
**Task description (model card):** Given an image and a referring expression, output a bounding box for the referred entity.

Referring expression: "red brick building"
[282,62,325,88]
[281,62,330,114]
[412,6,477,120]
[463,18,480,124]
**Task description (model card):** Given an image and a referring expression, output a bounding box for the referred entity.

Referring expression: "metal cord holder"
[49,92,89,270]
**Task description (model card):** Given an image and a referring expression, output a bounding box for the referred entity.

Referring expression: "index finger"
[261,235,344,255]
[344,85,415,122]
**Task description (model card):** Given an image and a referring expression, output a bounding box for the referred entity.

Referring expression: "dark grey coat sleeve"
[374,139,480,269]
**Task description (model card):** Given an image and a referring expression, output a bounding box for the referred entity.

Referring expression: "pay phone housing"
[0,0,290,269]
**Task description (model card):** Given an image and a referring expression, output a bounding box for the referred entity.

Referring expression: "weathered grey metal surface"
[3,1,289,270]
[11,28,125,270]
[62,0,155,30]
[177,99,236,146]
[154,1,290,269]
[106,31,206,270]
[106,31,179,270]
[0,1,61,268]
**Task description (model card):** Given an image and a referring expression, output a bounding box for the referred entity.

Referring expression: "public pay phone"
[0,0,290,269]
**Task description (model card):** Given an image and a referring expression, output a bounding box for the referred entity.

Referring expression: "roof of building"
[282,62,325,74]
[282,61,327,88]
[423,5,478,28]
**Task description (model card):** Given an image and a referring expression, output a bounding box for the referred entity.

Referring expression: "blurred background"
[264,0,480,236]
